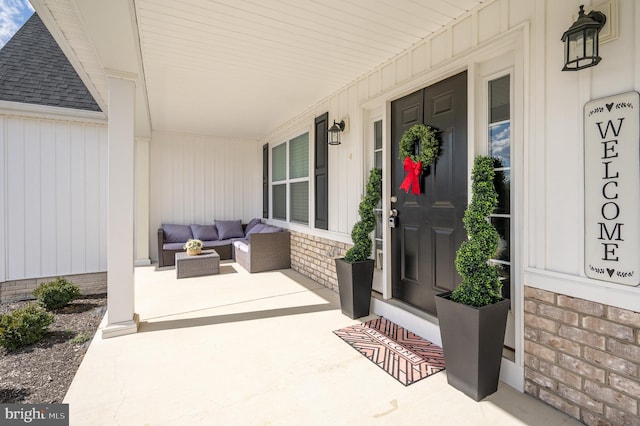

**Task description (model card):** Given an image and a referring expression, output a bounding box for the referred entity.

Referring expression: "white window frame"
[480,66,517,356]
[270,130,310,225]
[487,74,513,303]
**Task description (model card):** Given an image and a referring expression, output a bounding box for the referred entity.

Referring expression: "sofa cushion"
[259,225,283,233]
[246,223,268,236]
[163,242,186,250]
[190,224,218,241]
[162,224,193,243]
[202,240,233,248]
[244,218,262,236]
[215,220,244,240]
[233,240,249,253]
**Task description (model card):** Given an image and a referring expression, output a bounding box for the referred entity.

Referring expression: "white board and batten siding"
[148,132,262,261]
[0,108,108,282]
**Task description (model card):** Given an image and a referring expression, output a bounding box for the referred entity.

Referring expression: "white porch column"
[102,74,138,338]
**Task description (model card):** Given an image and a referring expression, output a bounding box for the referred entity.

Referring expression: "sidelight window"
[373,120,383,269]
[488,75,512,299]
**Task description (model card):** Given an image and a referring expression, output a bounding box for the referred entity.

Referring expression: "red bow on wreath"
[400,156,422,195]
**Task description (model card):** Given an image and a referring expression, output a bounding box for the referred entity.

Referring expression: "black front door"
[391,71,468,315]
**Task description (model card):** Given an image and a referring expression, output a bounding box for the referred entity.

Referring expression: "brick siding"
[524,286,640,426]
[0,272,107,303]
[290,231,351,292]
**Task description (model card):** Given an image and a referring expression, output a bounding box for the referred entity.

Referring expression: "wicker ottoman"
[175,250,220,279]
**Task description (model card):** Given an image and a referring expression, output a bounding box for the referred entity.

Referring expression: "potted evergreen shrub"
[434,155,510,401]
[335,168,382,319]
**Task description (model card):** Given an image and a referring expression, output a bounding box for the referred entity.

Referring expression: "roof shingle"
[0,13,101,112]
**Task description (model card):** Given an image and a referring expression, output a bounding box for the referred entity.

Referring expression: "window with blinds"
[270,132,309,224]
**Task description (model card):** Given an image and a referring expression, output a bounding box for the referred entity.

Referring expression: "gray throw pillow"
[189,224,218,241]
[259,225,282,234]
[215,220,244,240]
[246,223,267,236]
[244,218,263,236]
[162,224,193,243]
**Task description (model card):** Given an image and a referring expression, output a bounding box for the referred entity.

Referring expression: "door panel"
[434,227,455,290]
[391,89,425,308]
[431,128,454,206]
[391,71,468,315]
[402,225,420,283]
[402,105,421,127]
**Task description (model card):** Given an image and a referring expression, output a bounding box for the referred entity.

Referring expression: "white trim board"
[0,101,106,124]
[525,267,640,312]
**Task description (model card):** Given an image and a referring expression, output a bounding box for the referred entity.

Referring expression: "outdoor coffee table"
[175,249,220,279]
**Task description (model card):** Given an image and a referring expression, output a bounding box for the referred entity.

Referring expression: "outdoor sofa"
[157,219,290,273]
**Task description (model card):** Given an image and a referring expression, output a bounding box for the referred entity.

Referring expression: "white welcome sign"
[584,91,640,286]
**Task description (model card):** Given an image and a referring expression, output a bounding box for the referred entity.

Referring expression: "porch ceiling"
[36,0,485,139]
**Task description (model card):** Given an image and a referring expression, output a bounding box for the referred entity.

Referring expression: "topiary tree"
[33,277,81,310]
[344,168,382,263]
[0,303,55,351]
[451,155,502,307]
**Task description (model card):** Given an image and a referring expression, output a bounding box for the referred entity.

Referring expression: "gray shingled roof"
[0,13,101,112]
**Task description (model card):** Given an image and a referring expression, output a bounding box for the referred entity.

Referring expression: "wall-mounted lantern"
[328,120,345,145]
[561,5,606,71]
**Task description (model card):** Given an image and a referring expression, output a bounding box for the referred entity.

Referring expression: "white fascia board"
[0,101,106,124]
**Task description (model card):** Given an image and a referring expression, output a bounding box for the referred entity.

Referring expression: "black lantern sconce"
[328,119,345,145]
[561,5,606,71]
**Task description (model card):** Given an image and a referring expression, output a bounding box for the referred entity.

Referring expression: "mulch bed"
[0,294,107,404]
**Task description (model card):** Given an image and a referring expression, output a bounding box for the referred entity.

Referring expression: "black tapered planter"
[435,292,510,401]
[335,258,374,319]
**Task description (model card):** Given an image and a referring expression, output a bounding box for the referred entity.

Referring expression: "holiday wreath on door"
[398,123,439,195]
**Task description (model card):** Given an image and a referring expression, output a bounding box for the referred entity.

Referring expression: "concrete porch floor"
[64,263,580,425]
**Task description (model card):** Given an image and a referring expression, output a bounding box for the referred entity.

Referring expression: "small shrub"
[33,277,81,310]
[0,303,55,351]
[451,156,502,307]
[344,168,382,263]
[70,332,92,345]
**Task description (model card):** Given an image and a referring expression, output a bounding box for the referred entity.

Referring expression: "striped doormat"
[333,317,445,386]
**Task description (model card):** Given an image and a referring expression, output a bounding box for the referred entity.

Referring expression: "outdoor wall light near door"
[561,5,606,71]
[328,119,345,145]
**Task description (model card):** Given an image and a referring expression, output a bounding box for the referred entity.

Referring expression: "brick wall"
[290,231,351,292]
[0,272,107,303]
[524,286,640,425]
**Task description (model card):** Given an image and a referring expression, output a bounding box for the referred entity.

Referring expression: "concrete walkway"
[64,263,581,425]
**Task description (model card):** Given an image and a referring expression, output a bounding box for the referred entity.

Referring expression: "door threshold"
[370,291,442,346]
